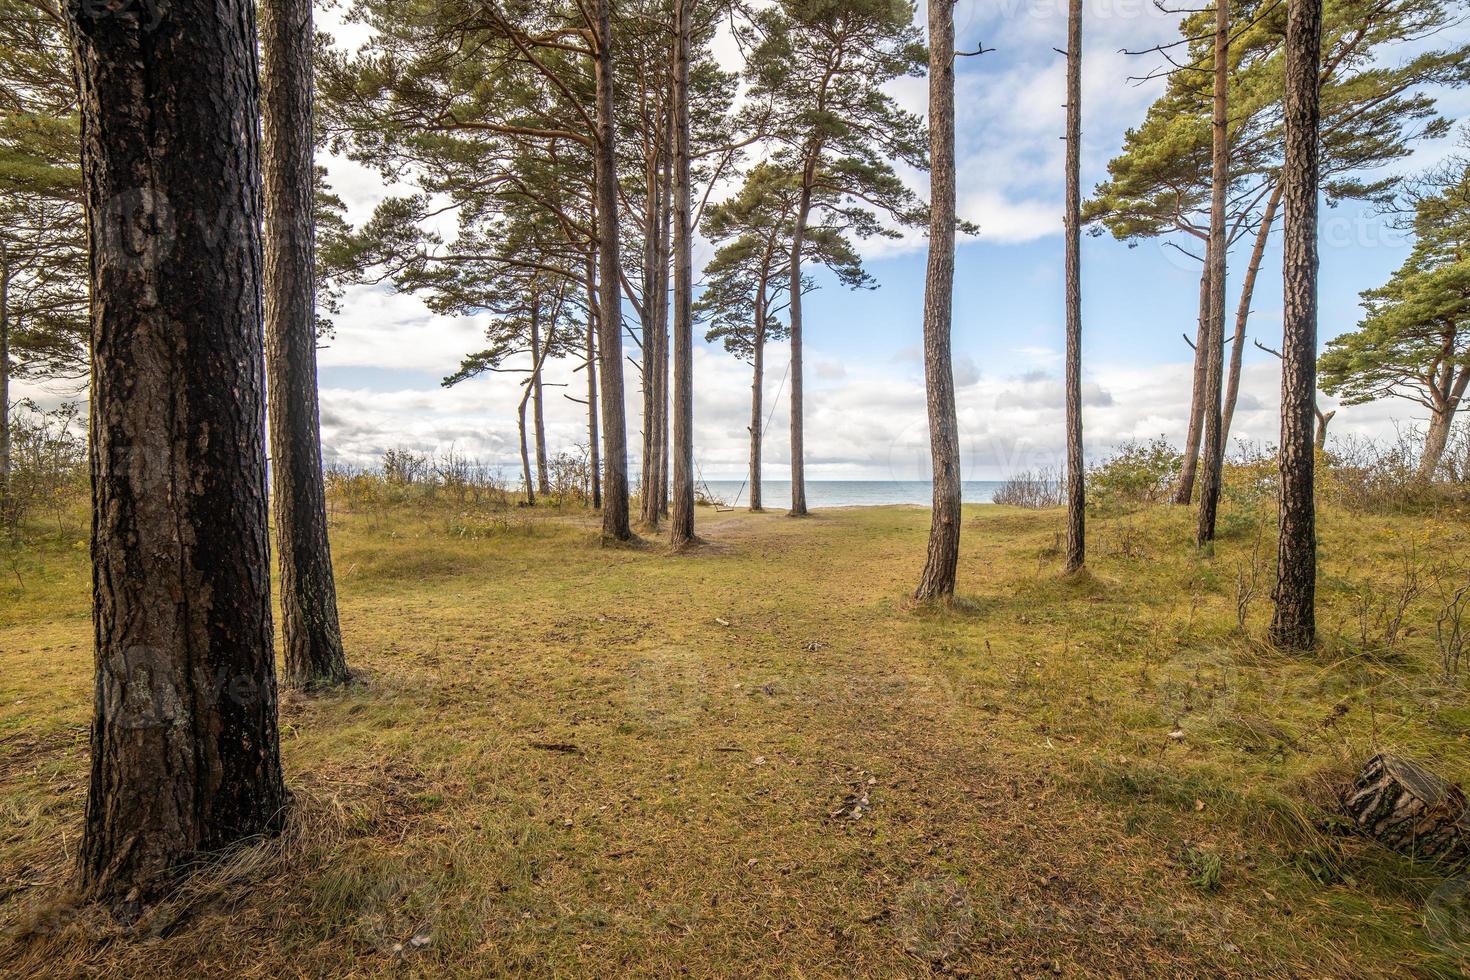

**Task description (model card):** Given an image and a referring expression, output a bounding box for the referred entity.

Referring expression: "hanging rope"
[714,356,792,512]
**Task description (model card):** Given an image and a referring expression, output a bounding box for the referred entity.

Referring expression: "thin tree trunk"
[639,132,661,526]
[669,0,695,549]
[788,181,812,517]
[0,255,9,498]
[518,387,535,506]
[750,292,765,513]
[1270,0,1322,650]
[1063,0,1085,575]
[915,0,960,601]
[583,249,601,509]
[261,0,348,689]
[1196,0,1230,547]
[69,0,289,907]
[530,293,550,496]
[593,0,631,541]
[656,112,673,518]
[1222,182,1284,445]
[1175,263,1211,504]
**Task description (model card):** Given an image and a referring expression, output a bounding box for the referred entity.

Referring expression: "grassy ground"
[2,492,1469,977]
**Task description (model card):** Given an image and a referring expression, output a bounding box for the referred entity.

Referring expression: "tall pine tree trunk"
[583,249,601,509]
[639,140,662,527]
[1174,263,1211,504]
[914,0,960,601]
[1196,0,1230,547]
[1063,0,1085,575]
[787,181,812,517]
[530,293,550,496]
[518,385,535,506]
[0,255,9,498]
[750,292,766,513]
[69,0,288,907]
[669,0,695,549]
[261,0,348,689]
[1222,183,1284,445]
[593,0,631,540]
[655,108,674,518]
[1270,0,1322,649]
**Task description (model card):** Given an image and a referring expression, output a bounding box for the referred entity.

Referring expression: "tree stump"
[1340,755,1470,867]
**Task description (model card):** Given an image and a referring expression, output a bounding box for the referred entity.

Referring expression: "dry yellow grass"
[1,493,1468,977]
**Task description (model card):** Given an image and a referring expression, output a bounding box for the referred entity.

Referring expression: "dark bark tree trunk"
[261,0,348,689]
[749,291,766,513]
[1341,755,1470,867]
[669,0,695,549]
[1063,0,1085,575]
[787,181,812,517]
[1270,0,1322,650]
[1222,183,1283,445]
[68,0,289,908]
[583,250,601,509]
[530,293,550,496]
[1196,0,1230,547]
[593,0,631,540]
[1174,263,1211,504]
[914,0,960,601]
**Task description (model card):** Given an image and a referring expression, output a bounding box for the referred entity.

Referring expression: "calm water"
[697,480,1003,508]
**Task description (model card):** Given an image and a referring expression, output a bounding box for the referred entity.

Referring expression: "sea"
[696,480,1005,509]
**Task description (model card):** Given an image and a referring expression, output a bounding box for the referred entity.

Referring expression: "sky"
[22,0,1468,482]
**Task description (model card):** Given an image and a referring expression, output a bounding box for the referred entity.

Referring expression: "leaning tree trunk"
[68,0,289,908]
[750,296,766,513]
[1270,0,1321,651]
[1062,0,1085,575]
[1222,183,1283,445]
[1174,264,1211,504]
[1341,755,1470,868]
[530,294,550,496]
[1196,0,1230,547]
[261,0,348,689]
[592,0,631,541]
[914,0,960,601]
[1418,409,1456,482]
[668,0,695,549]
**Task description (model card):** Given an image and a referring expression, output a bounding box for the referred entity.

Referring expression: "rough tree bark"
[68,0,289,908]
[1341,755,1470,867]
[669,0,695,549]
[1270,0,1322,650]
[1063,0,1085,575]
[1174,263,1211,504]
[914,0,960,601]
[1315,407,1335,450]
[593,0,632,540]
[1221,184,1283,445]
[1196,0,1230,547]
[261,0,349,689]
